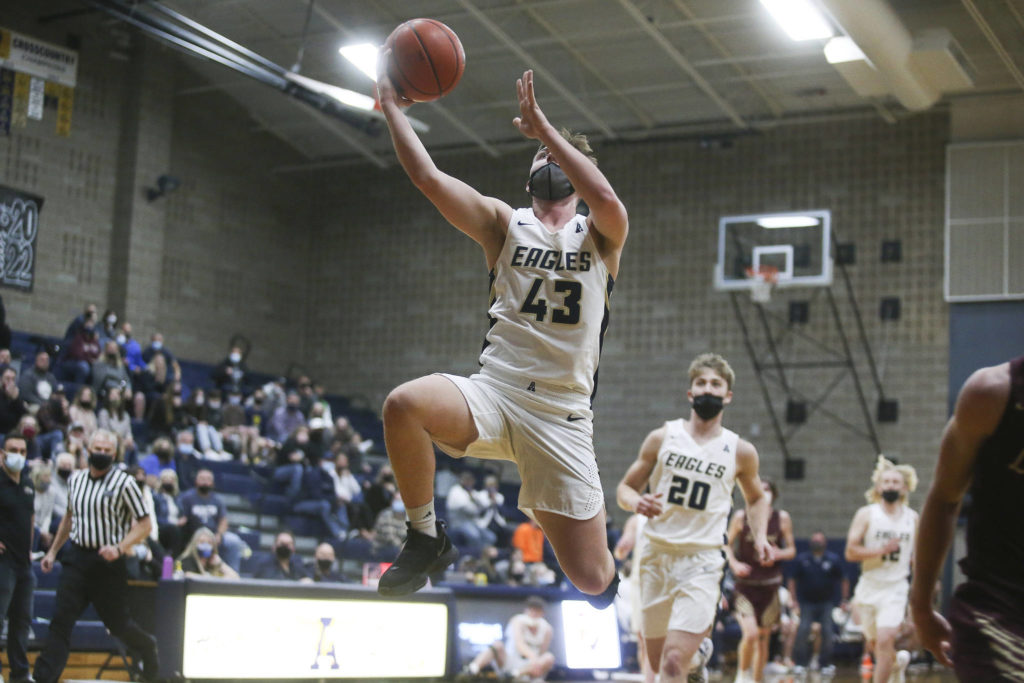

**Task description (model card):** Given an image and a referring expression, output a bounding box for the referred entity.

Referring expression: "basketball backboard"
[713,210,833,291]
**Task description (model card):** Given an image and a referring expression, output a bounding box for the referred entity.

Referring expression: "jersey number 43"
[520,278,582,325]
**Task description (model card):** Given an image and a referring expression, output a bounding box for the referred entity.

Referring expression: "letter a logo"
[526,382,536,392]
[311,617,340,670]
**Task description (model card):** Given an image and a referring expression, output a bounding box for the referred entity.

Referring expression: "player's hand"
[759,544,780,566]
[882,538,901,555]
[730,560,752,577]
[513,70,551,141]
[99,545,121,562]
[754,538,772,566]
[40,553,55,573]
[375,49,413,109]
[910,604,953,667]
[635,492,664,518]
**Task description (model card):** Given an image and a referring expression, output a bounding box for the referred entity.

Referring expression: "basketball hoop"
[745,265,779,303]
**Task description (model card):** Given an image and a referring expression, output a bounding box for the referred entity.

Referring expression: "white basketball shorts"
[639,544,725,638]
[852,576,909,640]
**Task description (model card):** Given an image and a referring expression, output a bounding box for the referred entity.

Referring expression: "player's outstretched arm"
[775,510,797,562]
[735,440,771,564]
[616,427,664,517]
[512,71,628,255]
[377,54,511,264]
[909,364,1007,667]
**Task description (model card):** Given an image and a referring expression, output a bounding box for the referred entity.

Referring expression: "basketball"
[385,18,465,102]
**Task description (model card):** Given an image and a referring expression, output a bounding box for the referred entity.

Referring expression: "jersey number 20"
[521,279,582,324]
[667,475,711,510]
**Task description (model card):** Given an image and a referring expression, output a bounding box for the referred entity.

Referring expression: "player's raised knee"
[661,647,685,678]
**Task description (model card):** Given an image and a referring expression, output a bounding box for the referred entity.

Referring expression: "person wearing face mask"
[178,527,238,580]
[33,429,160,683]
[460,596,555,680]
[176,469,247,571]
[68,385,99,443]
[17,350,58,409]
[375,64,629,608]
[616,353,771,683]
[268,391,307,445]
[50,452,76,520]
[62,320,101,385]
[0,364,28,435]
[787,531,848,676]
[91,340,131,398]
[32,463,57,550]
[0,434,36,683]
[724,479,795,683]
[97,309,118,347]
[845,455,919,683]
[253,530,311,582]
[372,492,409,561]
[152,469,182,555]
[211,345,248,396]
[307,542,345,583]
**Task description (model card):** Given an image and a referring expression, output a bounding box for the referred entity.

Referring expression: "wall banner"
[0,184,43,292]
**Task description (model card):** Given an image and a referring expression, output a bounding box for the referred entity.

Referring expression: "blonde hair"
[864,454,918,504]
[688,353,736,390]
[538,128,598,166]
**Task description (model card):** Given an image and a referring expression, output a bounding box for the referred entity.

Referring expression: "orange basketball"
[385,18,465,102]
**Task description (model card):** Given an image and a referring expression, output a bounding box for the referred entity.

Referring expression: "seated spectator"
[446,471,497,556]
[0,364,28,434]
[272,445,307,501]
[371,492,407,561]
[195,390,227,458]
[495,547,528,586]
[292,458,346,540]
[174,430,201,486]
[50,452,75,520]
[221,386,261,462]
[116,321,146,418]
[364,464,397,520]
[18,350,58,408]
[296,375,315,415]
[311,382,334,427]
[35,386,70,461]
[16,415,42,463]
[91,339,131,398]
[127,466,165,580]
[140,333,180,402]
[62,319,101,384]
[153,469,182,554]
[211,344,248,394]
[473,473,511,547]
[62,302,97,342]
[31,462,56,550]
[179,527,239,580]
[252,531,312,582]
[461,596,555,681]
[244,387,270,436]
[98,385,135,466]
[323,451,365,527]
[97,309,118,346]
[68,385,99,442]
[0,347,21,376]
[268,391,305,444]
[308,542,346,583]
[512,518,545,564]
[146,384,191,439]
[177,469,248,571]
[64,421,88,467]
[139,437,176,477]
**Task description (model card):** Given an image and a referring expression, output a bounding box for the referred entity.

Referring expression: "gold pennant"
[56,84,73,136]
[11,71,29,128]
[0,29,10,59]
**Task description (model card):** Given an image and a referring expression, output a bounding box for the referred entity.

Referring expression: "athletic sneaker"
[687,637,713,683]
[889,650,911,683]
[377,520,459,596]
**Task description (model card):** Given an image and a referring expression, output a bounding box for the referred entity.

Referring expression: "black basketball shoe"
[377,520,459,596]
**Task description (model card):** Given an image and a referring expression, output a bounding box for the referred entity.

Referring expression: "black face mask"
[691,393,725,420]
[809,541,826,553]
[275,545,292,560]
[88,452,113,471]
[317,559,333,574]
[197,485,212,495]
[57,469,72,480]
[881,489,901,504]
[527,162,574,200]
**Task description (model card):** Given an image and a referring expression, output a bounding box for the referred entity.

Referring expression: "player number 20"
[667,475,711,511]
[520,278,582,324]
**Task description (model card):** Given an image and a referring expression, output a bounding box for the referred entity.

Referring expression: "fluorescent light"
[824,36,866,64]
[340,43,380,81]
[284,72,376,111]
[757,216,820,228]
[760,0,834,41]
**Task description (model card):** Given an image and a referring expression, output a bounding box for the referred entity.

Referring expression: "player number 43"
[520,278,582,325]
[666,474,711,511]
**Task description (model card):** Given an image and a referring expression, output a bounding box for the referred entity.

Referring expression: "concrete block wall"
[309,112,949,536]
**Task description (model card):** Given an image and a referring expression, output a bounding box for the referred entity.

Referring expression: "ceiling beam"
[960,0,1024,93]
[451,0,618,138]
[613,0,748,129]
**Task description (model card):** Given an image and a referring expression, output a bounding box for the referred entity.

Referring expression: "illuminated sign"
[182,594,448,679]
[560,600,622,669]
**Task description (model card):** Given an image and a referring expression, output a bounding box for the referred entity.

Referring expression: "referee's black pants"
[34,544,159,683]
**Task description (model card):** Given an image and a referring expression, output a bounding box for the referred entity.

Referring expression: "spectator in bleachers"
[179,526,239,580]
[308,542,346,583]
[372,491,408,561]
[272,445,307,500]
[68,385,99,443]
[175,430,201,487]
[98,385,135,465]
[495,547,528,585]
[306,416,329,465]
[153,469,182,554]
[268,390,305,444]
[188,389,226,458]
[365,464,397,520]
[324,451,364,527]
[62,318,101,385]
[50,452,75,520]
[116,321,146,418]
[446,471,497,556]
[97,309,118,347]
[64,421,88,467]
[221,386,261,462]
[62,302,97,342]
[176,469,247,571]
[252,530,312,582]
[18,349,58,408]
[244,386,269,430]
[0,347,21,376]
[296,375,315,415]
[145,383,188,439]
[474,473,511,546]
[292,456,346,540]
[211,344,248,394]
[140,333,180,401]
[35,385,69,461]
[311,382,333,426]
[512,518,545,564]
[130,467,164,576]
[0,431,35,683]
[259,376,287,420]
[16,415,42,462]
[31,460,56,550]
[0,364,28,433]
[91,339,131,398]
[139,436,176,477]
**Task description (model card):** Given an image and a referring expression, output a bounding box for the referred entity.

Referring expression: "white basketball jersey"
[643,419,739,552]
[479,208,612,401]
[859,502,917,584]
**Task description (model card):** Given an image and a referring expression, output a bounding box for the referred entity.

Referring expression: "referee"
[33,429,160,683]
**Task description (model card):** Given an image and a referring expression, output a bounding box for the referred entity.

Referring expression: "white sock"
[407,500,437,537]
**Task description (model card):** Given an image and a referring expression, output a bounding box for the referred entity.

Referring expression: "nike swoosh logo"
[517,220,530,225]
[567,415,585,422]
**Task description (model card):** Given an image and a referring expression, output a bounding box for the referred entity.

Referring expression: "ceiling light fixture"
[759,0,834,41]
[757,216,821,228]
[340,43,380,81]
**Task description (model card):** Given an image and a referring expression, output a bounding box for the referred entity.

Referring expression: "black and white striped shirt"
[67,467,148,549]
